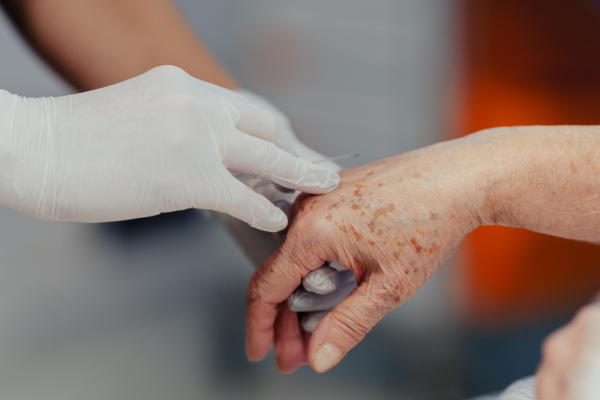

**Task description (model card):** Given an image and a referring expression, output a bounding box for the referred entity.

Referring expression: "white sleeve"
[498,376,537,400]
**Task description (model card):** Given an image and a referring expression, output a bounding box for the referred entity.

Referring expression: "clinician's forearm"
[1,0,237,91]
[473,126,600,243]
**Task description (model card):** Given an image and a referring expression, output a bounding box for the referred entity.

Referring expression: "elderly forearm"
[474,125,600,243]
[1,0,237,91]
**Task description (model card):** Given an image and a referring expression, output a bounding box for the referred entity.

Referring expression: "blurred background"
[1,0,600,399]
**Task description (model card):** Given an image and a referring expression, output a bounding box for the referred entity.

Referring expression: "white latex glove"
[0,66,339,231]
[217,90,356,332]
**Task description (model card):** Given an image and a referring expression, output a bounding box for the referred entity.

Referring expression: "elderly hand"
[246,125,600,373]
[537,301,600,400]
[245,135,496,373]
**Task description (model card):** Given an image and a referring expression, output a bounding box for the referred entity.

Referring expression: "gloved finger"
[303,266,355,295]
[230,100,297,155]
[222,131,339,194]
[301,311,329,333]
[217,176,288,232]
[274,302,307,374]
[307,275,398,373]
[328,261,348,271]
[301,265,338,295]
[232,89,299,156]
[288,277,357,312]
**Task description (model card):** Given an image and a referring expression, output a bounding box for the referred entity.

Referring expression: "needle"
[312,153,359,164]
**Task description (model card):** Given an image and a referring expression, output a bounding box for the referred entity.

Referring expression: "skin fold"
[246,125,600,376]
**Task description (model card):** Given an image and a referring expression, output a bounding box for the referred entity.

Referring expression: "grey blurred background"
[0,1,465,399]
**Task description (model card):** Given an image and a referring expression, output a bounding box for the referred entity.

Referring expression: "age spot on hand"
[372,203,396,221]
[430,211,439,220]
[412,172,421,178]
[368,221,376,233]
[570,162,578,173]
[410,237,422,253]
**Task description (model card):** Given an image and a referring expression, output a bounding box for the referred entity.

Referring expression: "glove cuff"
[0,90,19,206]
[0,89,17,144]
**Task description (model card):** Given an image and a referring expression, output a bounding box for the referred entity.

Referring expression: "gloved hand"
[216,90,355,333]
[0,66,339,231]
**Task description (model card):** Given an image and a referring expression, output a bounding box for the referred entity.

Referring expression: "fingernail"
[275,355,292,374]
[312,343,343,372]
[245,341,257,362]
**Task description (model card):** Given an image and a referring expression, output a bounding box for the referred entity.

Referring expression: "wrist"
[465,126,581,231]
[0,91,56,213]
[456,127,527,229]
[436,129,521,232]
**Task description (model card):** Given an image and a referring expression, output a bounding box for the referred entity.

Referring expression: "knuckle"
[256,108,279,138]
[329,308,372,344]
[151,65,189,81]
[373,272,410,307]
[299,210,333,236]
[246,273,262,303]
[575,304,600,323]
[146,65,190,93]
[255,142,279,173]
[542,330,563,358]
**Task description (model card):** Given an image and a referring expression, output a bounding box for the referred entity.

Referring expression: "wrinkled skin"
[246,125,600,374]
[245,137,494,373]
[537,302,600,400]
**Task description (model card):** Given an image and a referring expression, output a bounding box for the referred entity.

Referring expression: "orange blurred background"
[457,0,600,328]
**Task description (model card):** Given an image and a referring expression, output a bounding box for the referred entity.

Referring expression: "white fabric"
[498,376,537,400]
[0,66,339,231]
[469,377,536,400]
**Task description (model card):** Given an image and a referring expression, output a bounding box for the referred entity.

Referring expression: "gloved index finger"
[232,100,297,155]
[246,237,325,362]
[222,131,340,194]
